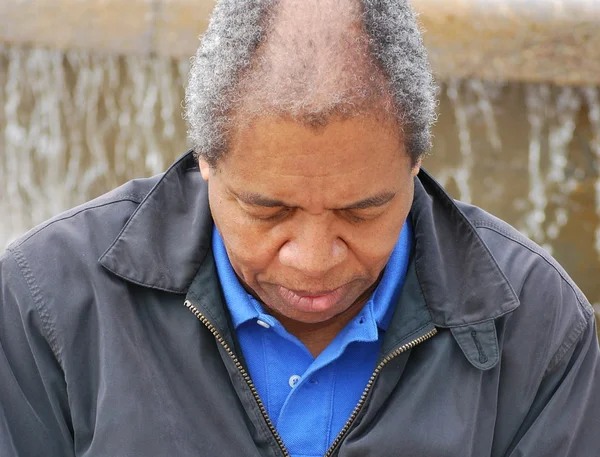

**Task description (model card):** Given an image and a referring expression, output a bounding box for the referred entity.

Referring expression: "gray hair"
[184,0,437,166]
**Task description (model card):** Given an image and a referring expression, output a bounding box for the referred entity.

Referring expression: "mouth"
[276,284,349,313]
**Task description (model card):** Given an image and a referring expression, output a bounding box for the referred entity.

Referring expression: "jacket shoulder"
[1,175,160,364]
[456,200,593,370]
[456,201,589,305]
[7,175,158,256]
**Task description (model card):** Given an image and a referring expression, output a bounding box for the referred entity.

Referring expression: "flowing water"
[1,45,599,314]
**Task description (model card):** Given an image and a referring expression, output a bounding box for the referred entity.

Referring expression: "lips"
[276,284,349,313]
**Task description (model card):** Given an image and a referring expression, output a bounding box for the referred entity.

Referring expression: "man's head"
[184,0,436,329]
[185,0,437,167]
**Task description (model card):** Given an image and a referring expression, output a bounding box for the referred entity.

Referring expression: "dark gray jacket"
[1,151,599,457]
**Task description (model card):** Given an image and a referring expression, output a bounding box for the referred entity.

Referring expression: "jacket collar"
[100,151,519,325]
[410,170,520,328]
[99,151,212,294]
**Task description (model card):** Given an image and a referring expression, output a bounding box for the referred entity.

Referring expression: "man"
[1,0,598,456]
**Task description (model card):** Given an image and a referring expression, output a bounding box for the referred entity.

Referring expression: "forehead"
[226,115,405,172]
[217,115,411,206]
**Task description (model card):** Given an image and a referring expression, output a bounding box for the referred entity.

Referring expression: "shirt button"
[256,319,271,329]
[288,375,301,388]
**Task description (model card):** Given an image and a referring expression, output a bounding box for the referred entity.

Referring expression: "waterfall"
[0,45,189,246]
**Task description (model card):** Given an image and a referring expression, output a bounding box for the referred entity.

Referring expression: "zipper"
[185,298,437,457]
[184,299,292,457]
[322,327,438,457]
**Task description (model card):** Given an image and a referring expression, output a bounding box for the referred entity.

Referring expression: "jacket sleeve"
[505,311,600,457]
[0,249,74,456]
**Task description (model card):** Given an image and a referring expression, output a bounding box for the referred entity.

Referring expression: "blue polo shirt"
[212,222,412,457]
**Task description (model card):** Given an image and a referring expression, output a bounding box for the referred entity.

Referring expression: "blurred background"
[0,0,599,316]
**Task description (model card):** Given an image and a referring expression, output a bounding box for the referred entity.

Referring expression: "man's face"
[200,115,419,325]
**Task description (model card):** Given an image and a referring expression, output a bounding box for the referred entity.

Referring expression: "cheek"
[212,205,281,275]
[227,232,278,269]
[345,224,401,270]
[345,202,411,269]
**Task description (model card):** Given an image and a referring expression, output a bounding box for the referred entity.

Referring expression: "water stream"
[1,45,599,312]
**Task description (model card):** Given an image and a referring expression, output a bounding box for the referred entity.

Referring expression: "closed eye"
[341,207,386,223]
[244,206,293,222]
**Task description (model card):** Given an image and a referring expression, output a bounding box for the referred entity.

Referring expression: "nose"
[278,214,348,277]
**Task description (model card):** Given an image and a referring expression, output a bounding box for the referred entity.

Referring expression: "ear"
[199,159,211,181]
[411,158,422,177]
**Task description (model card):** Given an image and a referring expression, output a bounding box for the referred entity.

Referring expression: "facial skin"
[200,114,419,355]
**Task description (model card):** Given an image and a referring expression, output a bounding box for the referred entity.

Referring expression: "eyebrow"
[341,192,396,210]
[234,191,291,208]
[232,190,396,210]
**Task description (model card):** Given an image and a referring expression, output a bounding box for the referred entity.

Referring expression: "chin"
[274,297,355,324]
